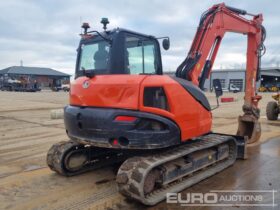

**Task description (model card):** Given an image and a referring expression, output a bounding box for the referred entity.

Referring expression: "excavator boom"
[176,3,265,143]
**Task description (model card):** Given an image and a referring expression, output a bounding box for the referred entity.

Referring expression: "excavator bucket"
[237,115,261,144]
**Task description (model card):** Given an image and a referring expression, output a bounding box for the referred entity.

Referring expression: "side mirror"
[162,38,170,50]
[213,79,223,98]
[211,79,223,111]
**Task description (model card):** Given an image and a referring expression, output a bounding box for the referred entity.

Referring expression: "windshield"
[76,33,160,77]
[79,40,110,73]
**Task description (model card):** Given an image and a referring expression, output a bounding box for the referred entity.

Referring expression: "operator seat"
[94,43,109,69]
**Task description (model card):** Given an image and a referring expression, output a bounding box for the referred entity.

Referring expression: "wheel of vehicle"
[266,101,279,120]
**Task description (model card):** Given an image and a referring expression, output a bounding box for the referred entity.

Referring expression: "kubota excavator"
[47,3,265,205]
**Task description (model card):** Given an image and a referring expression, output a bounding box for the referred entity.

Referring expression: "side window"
[79,44,98,70]
[125,36,143,74]
[143,41,156,74]
[79,41,110,71]
[125,35,157,74]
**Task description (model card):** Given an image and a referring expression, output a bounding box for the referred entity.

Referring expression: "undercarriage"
[47,133,246,205]
[47,141,129,176]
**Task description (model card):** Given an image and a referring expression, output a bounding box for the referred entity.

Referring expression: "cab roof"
[81,27,156,41]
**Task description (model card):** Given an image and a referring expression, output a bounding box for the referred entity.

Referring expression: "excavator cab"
[73,12,264,145]
[76,25,169,79]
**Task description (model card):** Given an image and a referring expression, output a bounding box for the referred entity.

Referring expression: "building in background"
[204,67,280,91]
[165,67,280,92]
[0,66,71,89]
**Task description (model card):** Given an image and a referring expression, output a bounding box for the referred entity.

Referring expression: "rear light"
[109,137,129,146]
[143,87,169,111]
[114,116,137,122]
[112,139,118,145]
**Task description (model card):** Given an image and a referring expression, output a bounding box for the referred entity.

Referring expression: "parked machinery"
[258,85,267,92]
[266,93,280,120]
[0,76,40,92]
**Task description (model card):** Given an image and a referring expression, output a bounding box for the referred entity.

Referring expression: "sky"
[0,0,279,75]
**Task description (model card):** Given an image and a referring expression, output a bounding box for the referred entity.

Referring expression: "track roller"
[116,134,244,205]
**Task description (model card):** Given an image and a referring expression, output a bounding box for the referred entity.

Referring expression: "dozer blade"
[237,115,261,144]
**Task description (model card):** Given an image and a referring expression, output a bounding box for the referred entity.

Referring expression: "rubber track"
[47,141,79,176]
[116,134,237,205]
[47,141,127,176]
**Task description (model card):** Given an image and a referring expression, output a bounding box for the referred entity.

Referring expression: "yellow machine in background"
[259,84,279,92]
[266,93,280,120]
[258,86,267,92]
[270,85,279,92]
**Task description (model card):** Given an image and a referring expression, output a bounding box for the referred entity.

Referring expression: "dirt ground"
[0,91,279,210]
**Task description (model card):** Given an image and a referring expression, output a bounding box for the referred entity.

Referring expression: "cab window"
[125,35,158,74]
[79,40,110,72]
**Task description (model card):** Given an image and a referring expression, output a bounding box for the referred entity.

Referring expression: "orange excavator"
[47,3,265,205]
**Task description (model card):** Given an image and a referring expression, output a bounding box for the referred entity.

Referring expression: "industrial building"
[0,66,70,89]
[165,67,280,92]
[204,67,280,91]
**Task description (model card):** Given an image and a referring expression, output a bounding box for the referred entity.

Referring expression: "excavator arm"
[176,3,266,143]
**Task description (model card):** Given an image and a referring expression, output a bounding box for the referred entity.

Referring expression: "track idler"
[47,141,91,176]
[47,140,129,176]
[237,104,261,144]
